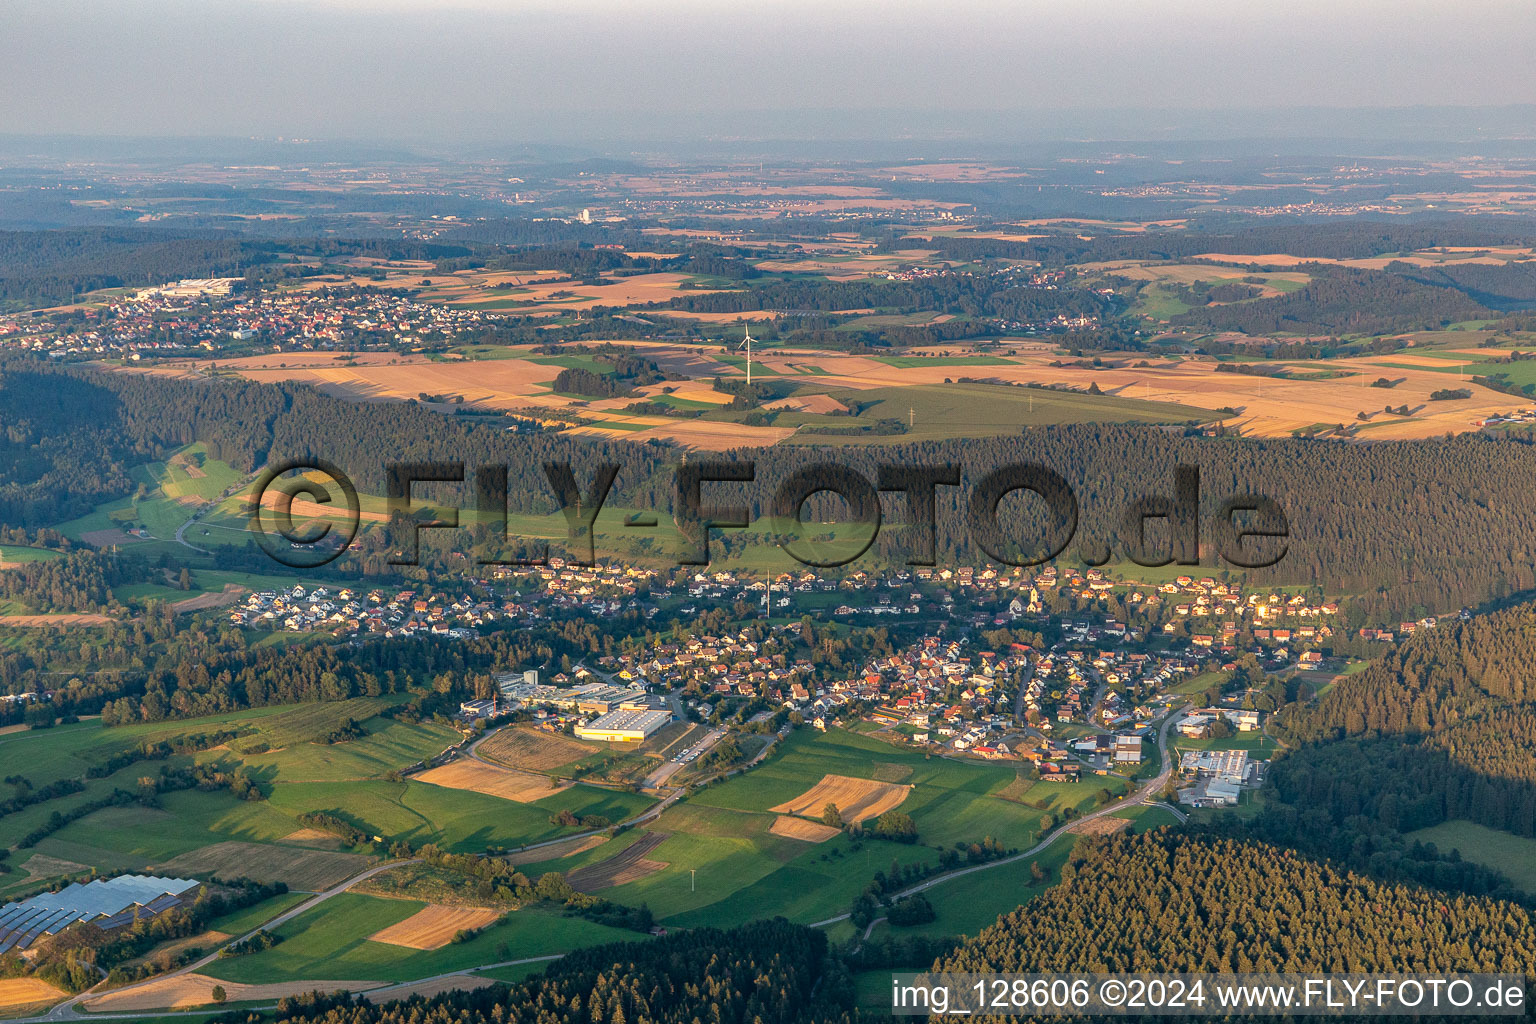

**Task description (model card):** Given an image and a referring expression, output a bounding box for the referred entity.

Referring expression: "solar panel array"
[0,874,199,953]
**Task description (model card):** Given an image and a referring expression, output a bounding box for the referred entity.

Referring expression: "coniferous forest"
[13,356,1536,622]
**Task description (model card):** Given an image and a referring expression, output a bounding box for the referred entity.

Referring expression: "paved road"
[359,953,566,1002]
[1011,663,1034,724]
[19,709,1190,1022]
[808,703,1191,929]
[172,513,211,554]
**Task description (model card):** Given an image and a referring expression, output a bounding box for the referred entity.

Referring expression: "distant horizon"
[3,104,1536,164]
[5,0,1534,144]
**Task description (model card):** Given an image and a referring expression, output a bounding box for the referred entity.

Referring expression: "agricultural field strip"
[10,715,1172,1012]
[805,703,1187,926]
[39,857,418,1018]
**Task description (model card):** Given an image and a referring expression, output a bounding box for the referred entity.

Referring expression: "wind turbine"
[738,323,754,386]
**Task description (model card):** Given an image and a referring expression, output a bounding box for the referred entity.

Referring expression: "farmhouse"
[574,708,673,742]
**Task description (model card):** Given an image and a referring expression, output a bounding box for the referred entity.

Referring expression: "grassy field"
[873,355,1012,369]
[1405,821,1536,894]
[0,545,61,565]
[154,443,246,503]
[0,707,315,790]
[569,728,1122,929]
[572,797,937,927]
[878,833,1080,940]
[200,893,634,984]
[690,728,1105,848]
[161,841,370,891]
[3,702,653,896]
[222,715,460,782]
[40,790,301,863]
[781,382,1211,444]
[209,892,311,934]
[1109,803,1182,831]
[262,778,652,854]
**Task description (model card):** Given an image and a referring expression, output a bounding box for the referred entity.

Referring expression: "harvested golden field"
[1014,217,1189,233]
[661,309,779,323]
[84,974,382,1012]
[281,828,347,846]
[415,759,570,802]
[566,831,669,892]
[768,816,840,843]
[158,841,370,892]
[1192,251,1529,271]
[1070,815,1133,836]
[478,725,598,772]
[769,773,912,823]
[880,162,1025,182]
[368,904,502,950]
[0,977,65,1011]
[16,853,90,881]
[170,583,246,614]
[1090,261,1311,296]
[655,382,736,405]
[233,357,560,408]
[253,486,391,523]
[765,394,850,415]
[621,419,798,450]
[113,331,1522,443]
[0,613,114,626]
[447,272,733,313]
[505,833,608,866]
[757,250,937,277]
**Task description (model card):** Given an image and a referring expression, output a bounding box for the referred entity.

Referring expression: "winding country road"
[808,703,1191,928]
[16,708,1193,1022]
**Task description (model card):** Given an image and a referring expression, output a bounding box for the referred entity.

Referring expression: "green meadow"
[1,703,655,894]
[0,545,62,564]
[578,728,1127,928]
[1405,820,1536,895]
[201,893,635,984]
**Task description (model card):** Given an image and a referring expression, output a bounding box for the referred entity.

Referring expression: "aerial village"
[217,560,1443,811]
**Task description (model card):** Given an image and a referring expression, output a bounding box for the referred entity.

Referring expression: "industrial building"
[502,680,651,715]
[0,875,200,954]
[1177,748,1255,807]
[574,708,672,742]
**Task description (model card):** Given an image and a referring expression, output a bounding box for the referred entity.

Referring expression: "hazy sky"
[3,0,1534,144]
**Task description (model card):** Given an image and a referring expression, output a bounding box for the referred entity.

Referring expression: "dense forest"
[663,274,1107,323]
[239,919,848,1024]
[941,830,1536,977]
[15,357,1536,620]
[1267,601,1536,841]
[1167,266,1492,336]
[0,230,473,308]
[905,218,1536,267]
[1395,259,1536,307]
